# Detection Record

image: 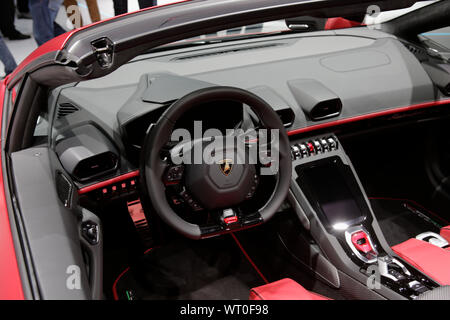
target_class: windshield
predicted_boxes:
[153,0,440,50]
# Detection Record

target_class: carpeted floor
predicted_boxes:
[369,198,444,246]
[112,236,264,300]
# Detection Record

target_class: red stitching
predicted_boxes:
[231,233,269,284]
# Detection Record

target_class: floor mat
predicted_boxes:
[230,218,348,300]
[369,198,444,246]
[112,236,264,300]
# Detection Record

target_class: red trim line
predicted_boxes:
[368,196,450,225]
[112,247,155,300]
[112,266,130,300]
[143,247,154,255]
[231,233,269,284]
[78,170,139,195]
[287,99,450,137]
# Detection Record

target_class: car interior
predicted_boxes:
[5,0,450,300]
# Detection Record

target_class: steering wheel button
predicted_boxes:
[171,196,181,205]
[191,202,203,211]
[166,165,185,182]
[180,190,190,200]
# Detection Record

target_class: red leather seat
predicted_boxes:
[249,278,330,300]
[324,17,362,30]
[441,225,450,244]
[392,238,450,285]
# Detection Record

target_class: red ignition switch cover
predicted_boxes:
[351,231,373,254]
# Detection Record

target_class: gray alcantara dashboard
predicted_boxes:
[51,28,436,179]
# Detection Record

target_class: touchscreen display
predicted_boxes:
[298,158,365,227]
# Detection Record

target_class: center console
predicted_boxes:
[288,134,439,299]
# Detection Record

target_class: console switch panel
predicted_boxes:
[291,136,338,160]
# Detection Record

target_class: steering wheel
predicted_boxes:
[141,86,292,239]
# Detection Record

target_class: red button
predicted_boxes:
[224,216,238,224]
[171,197,181,205]
[351,231,373,254]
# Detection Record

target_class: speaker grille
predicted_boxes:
[57,103,79,119]
[173,43,281,61]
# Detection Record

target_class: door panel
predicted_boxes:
[10,147,92,299]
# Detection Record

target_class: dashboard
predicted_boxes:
[47,27,450,197]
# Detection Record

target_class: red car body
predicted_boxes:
[1,0,449,300]
[0,1,190,299]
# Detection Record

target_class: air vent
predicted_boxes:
[57,103,79,119]
[55,124,120,181]
[310,100,342,121]
[73,152,119,181]
[173,43,281,61]
[402,42,427,61]
[288,79,342,122]
[404,43,422,55]
[276,108,295,127]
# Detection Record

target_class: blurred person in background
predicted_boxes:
[16,0,33,19]
[113,0,157,16]
[29,0,66,46]
[63,0,101,27]
[0,35,18,78]
[0,0,31,40]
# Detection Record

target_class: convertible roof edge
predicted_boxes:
[7,0,418,89]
